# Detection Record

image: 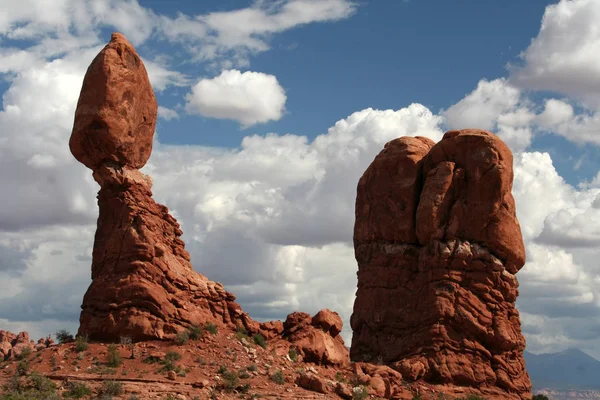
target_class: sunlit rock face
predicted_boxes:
[351,129,532,399]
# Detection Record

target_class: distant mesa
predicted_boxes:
[351,129,532,399]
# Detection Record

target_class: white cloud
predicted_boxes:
[158,0,357,67]
[185,69,287,127]
[443,78,535,152]
[536,98,600,145]
[509,0,600,108]
[158,106,179,121]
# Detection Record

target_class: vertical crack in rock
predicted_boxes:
[351,129,532,399]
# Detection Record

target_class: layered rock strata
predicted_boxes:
[71,33,256,341]
[350,129,532,399]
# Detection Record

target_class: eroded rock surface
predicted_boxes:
[0,330,52,361]
[351,129,532,399]
[71,33,257,341]
[283,309,349,367]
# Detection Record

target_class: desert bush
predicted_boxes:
[174,331,189,345]
[55,329,73,344]
[188,325,204,340]
[222,370,239,392]
[271,370,285,385]
[15,361,29,376]
[253,334,266,349]
[164,351,182,362]
[532,396,549,400]
[205,323,218,334]
[247,363,257,372]
[75,335,88,352]
[16,347,32,360]
[235,326,250,342]
[288,347,298,362]
[0,372,60,400]
[106,344,121,367]
[143,355,161,364]
[335,371,346,382]
[64,382,92,398]
[101,380,123,396]
[352,385,368,400]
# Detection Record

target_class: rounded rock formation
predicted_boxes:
[351,129,532,399]
[69,32,157,170]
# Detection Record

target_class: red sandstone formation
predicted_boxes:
[351,129,532,399]
[69,32,350,368]
[70,33,260,341]
[0,330,52,361]
[283,309,349,367]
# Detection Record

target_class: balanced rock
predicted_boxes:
[70,32,157,170]
[351,129,531,399]
[71,33,257,341]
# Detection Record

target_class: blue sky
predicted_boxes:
[0,0,600,360]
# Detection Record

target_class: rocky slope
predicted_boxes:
[351,131,531,399]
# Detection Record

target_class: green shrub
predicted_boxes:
[188,325,204,340]
[16,347,32,360]
[217,365,228,375]
[164,351,182,362]
[335,371,346,382]
[252,334,266,349]
[64,382,92,398]
[174,331,189,345]
[55,329,73,344]
[288,347,298,362]
[15,361,29,376]
[247,364,257,372]
[271,370,285,385]
[222,370,239,392]
[533,396,549,400]
[106,344,121,368]
[235,326,250,342]
[352,385,368,400]
[28,372,57,393]
[101,380,123,396]
[205,322,218,334]
[75,336,88,352]
[142,355,161,364]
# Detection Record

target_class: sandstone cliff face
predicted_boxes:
[71,33,258,341]
[351,129,532,399]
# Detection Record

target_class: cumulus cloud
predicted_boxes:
[509,0,600,108]
[185,69,287,127]
[443,78,535,152]
[158,106,179,121]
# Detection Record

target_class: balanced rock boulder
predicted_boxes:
[351,129,531,399]
[70,32,156,170]
[71,33,257,341]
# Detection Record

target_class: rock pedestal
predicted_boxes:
[350,129,532,399]
[71,33,255,341]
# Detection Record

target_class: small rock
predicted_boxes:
[335,382,353,399]
[167,370,177,380]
